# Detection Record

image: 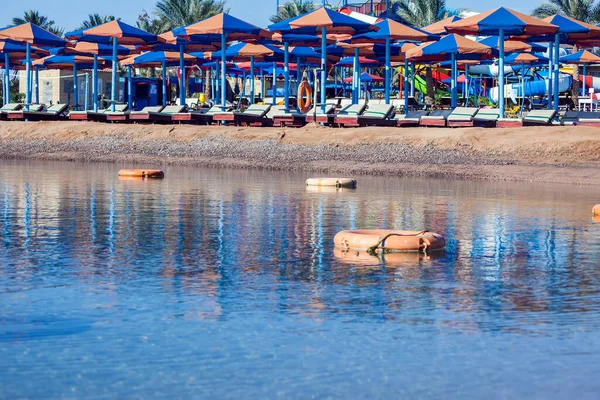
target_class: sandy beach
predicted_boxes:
[1,121,599,185]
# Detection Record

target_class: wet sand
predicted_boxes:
[0,120,599,185]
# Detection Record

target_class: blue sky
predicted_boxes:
[2,0,535,31]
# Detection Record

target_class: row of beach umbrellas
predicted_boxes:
[2,7,600,117]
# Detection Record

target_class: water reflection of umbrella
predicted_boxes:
[446,7,558,117]
[560,50,600,97]
[65,21,160,111]
[0,23,66,111]
[269,7,376,113]
[173,13,270,109]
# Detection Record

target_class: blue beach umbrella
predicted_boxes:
[0,23,66,111]
[560,50,600,97]
[0,39,49,105]
[269,7,377,113]
[65,21,160,112]
[446,7,558,117]
[173,13,271,109]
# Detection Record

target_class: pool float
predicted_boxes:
[118,169,164,179]
[306,178,356,188]
[334,230,445,253]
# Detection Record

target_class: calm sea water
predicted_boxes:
[1,160,600,399]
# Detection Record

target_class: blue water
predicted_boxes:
[1,160,600,399]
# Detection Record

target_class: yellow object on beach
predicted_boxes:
[198,93,206,105]
[306,178,356,188]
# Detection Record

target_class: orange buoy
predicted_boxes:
[593,205,600,216]
[334,230,445,253]
[306,178,356,188]
[118,169,164,179]
[297,80,313,114]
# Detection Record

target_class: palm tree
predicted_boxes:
[394,0,463,104]
[155,0,228,31]
[78,14,117,30]
[531,0,600,103]
[12,10,63,36]
[270,0,316,23]
[136,11,165,35]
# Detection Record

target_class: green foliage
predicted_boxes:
[531,0,597,22]
[393,0,464,28]
[12,10,64,36]
[137,11,166,35]
[155,0,228,31]
[78,14,118,30]
[270,0,316,23]
[11,92,25,103]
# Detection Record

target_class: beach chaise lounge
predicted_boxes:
[271,105,322,128]
[128,106,165,122]
[351,104,396,127]
[574,111,600,126]
[420,109,453,127]
[522,109,556,126]
[0,103,23,119]
[147,105,188,123]
[446,107,479,127]
[212,104,271,126]
[395,110,429,127]
[305,103,338,124]
[171,105,232,124]
[69,104,128,121]
[552,111,580,126]
[473,108,501,127]
[17,104,69,121]
[496,117,523,128]
[104,105,162,122]
[6,104,45,120]
[332,103,368,127]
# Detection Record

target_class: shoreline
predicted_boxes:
[1,121,599,185]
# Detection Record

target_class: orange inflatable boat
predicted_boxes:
[334,230,445,253]
[593,205,600,216]
[118,169,164,179]
[306,178,356,188]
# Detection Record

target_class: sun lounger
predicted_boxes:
[212,104,271,126]
[171,106,231,124]
[446,107,479,127]
[333,103,368,127]
[473,108,501,127]
[272,103,334,128]
[420,109,453,127]
[574,111,600,126]
[18,104,69,121]
[6,104,45,120]
[69,104,128,121]
[148,105,188,123]
[0,103,23,119]
[496,118,523,128]
[128,106,165,122]
[552,111,580,126]
[522,109,556,126]
[350,104,396,127]
[305,103,345,125]
[395,110,429,127]
[105,105,161,122]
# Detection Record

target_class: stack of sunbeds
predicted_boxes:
[0,103,23,120]
[395,110,429,127]
[13,104,69,121]
[332,104,367,127]
[128,106,166,123]
[337,104,396,127]
[69,104,128,122]
[211,104,272,126]
[6,104,44,120]
[497,109,556,128]
[420,109,453,127]
[446,107,479,127]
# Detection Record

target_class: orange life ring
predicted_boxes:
[118,169,164,179]
[334,230,445,253]
[297,80,313,114]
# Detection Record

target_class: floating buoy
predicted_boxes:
[118,169,164,179]
[306,178,356,188]
[334,230,445,253]
[593,205,600,216]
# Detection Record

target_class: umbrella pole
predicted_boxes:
[385,37,390,104]
[84,72,89,111]
[25,42,31,111]
[353,47,359,104]
[465,64,469,106]
[450,52,456,108]
[111,37,117,112]
[211,65,215,101]
[179,43,186,107]
[162,61,167,106]
[553,33,559,115]
[404,58,409,115]
[583,63,587,98]
[498,29,505,118]
[520,62,524,118]
[4,53,9,105]
[73,62,78,111]
[93,54,98,112]
[547,47,552,106]
[250,56,255,105]
[410,62,415,98]
[320,26,327,113]
[34,66,39,105]
[221,34,227,109]
[127,65,133,110]
[284,42,289,112]
[272,62,277,105]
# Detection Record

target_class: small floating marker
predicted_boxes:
[306,178,356,188]
[593,205,600,216]
[334,230,446,253]
[118,169,164,179]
